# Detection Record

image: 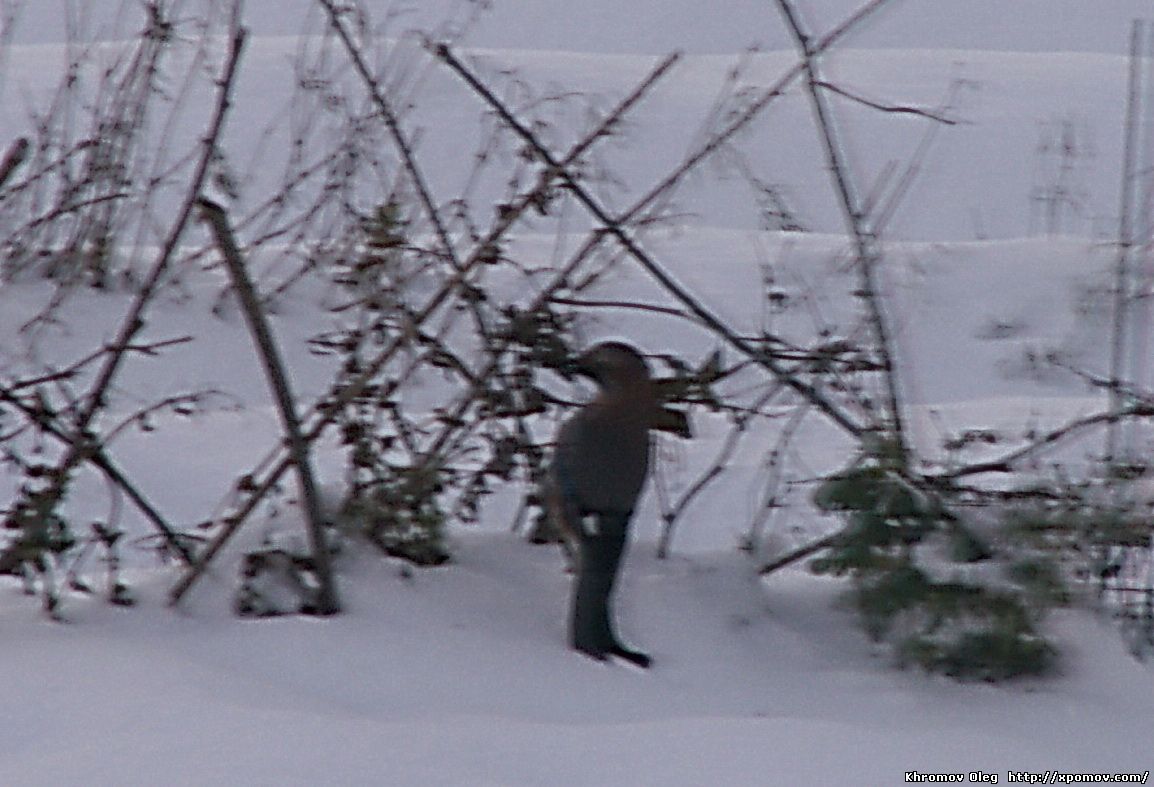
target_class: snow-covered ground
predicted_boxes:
[2,2,1154,784]
[4,534,1153,785]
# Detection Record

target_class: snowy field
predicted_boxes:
[2,1,1154,784]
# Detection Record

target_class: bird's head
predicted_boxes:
[572,341,651,393]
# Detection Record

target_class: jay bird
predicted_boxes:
[547,341,655,668]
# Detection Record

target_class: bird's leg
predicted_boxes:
[569,512,650,667]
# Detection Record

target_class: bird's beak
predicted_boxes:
[568,351,600,382]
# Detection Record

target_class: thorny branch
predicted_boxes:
[0,384,193,566]
[772,0,906,455]
[435,42,867,440]
[0,21,248,576]
[933,403,1154,482]
[169,49,682,604]
[315,0,459,270]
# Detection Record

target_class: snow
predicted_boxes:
[2,2,1154,784]
[4,536,1153,785]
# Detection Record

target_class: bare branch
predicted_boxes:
[814,81,958,125]
[772,0,906,453]
[0,137,29,190]
[198,197,339,615]
[550,296,692,321]
[169,45,683,605]
[933,403,1154,482]
[758,530,842,576]
[315,0,461,274]
[74,24,247,439]
[435,42,866,439]
[656,382,785,558]
[632,0,894,221]
[0,386,194,565]
[1,20,248,587]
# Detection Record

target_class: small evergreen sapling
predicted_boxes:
[811,449,1060,681]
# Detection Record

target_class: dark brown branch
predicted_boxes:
[772,0,905,452]
[168,47,684,607]
[933,403,1154,481]
[759,530,842,575]
[22,192,132,231]
[198,197,339,614]
[0,26,248,579]
[0,136,29,190]
[4,337,190,394]
[435,42,866,440]
[550,296,691,320]
[814,81,958,125]
[72,25,247,448]
[0,387,194,565]
[316,0,458,269]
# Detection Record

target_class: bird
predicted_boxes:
[546,341,656,668]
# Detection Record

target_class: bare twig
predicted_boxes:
[316,0,458,270]
[630,0,893,227]
[550,296,692,321]
[73,25,247,445]
[746,401,811,552]
[814,81,958,125]
[656,381,785,558]
[0,386,194,565]
[3,336,191,394]
[934,403,1154,482]
[419,2,892,472]
[873,76,971,232]
[758,529,842,575]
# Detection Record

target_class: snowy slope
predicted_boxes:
[0,4,1146,241]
